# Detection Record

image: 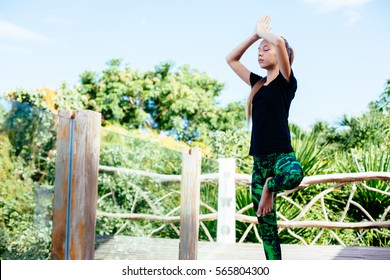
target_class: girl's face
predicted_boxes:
[258,40,277,69]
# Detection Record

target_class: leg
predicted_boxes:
[251,155,271,217]
[266,152,303,193]
[257,176,273,217]
[251,156,281,260]
[258,212,281,260]
[253,185,281,260]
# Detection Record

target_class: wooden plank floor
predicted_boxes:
[94,236,390,260]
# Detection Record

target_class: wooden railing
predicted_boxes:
[51,111,389,260]
[234,172,390,245]
[97,162,390,246]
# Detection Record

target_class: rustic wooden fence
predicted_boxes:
[51,110,207,260]
[97,165,390,246]
[52,110,390,260]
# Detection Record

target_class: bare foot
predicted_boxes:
[257,177,274,217]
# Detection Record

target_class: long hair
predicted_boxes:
[246,37,294,123]
[281,36,294,66]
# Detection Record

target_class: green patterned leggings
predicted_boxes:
[251,152,303,260]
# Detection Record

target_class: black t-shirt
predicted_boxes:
[249,70,297,155]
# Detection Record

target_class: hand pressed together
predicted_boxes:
[255,15,271,37]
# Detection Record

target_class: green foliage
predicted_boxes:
[290,123,330,176]
[335,112,389,149]
[1,99,57,185]
[334,146,390,220]
[0,136,52,260]
[97,128,182,237]
[56,82,88,110]
[198,182,219,241]
[312,83,390,152]
[208,128,252,173]
[0,135,13,178]
[4,88,52,111]
[370,79,390,114]
[79,59,245,142]
[96,128,219,240]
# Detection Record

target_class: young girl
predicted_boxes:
[226,15,303,260]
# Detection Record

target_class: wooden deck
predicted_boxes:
[94,236,390,260]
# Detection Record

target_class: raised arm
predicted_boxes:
[226,32,261,86]
[226,16,271,86]
[255,16,292,81]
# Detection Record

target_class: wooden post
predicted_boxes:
[51,110,101,260]
[217,158,236,243]
[179,148,202,260]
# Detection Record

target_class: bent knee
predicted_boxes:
[290,168,303,188]
[279,166,303,190]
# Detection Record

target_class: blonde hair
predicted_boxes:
[281,36,294,65]
[246,37,294,123]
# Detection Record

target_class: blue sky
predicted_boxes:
[0,0,389,130]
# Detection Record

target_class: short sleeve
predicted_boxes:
[250,72,262,87]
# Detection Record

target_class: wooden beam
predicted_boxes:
[235,214,390,229]
[51,111,73,260]
[234,172,390,187]
[98,166,390,187]
[52,110,101,259]
[96,211,217,222]
[179,148,201,260]
[99,165,219,183]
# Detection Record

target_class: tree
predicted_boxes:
[311,79,390,151]
[78,59,246,142]
[370,79,390,114]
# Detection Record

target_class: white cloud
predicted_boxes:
[302,0,373,25]
[0,43,32,55]
[302,0,372,12]
[0,20,49,43]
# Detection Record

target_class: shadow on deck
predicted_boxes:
[94,235,390,260]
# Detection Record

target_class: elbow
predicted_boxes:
[226,54,233,65]
[275,37,285,49]
[225,54,237,66]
